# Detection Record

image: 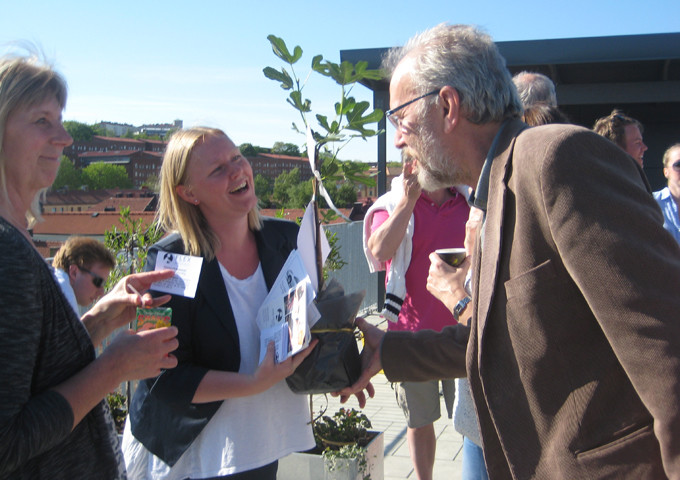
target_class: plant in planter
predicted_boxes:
[314,408,377,479]
[278,404,384,480]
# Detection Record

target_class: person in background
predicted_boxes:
[123,127,318,480]
[521,103,570,127]
[593,109,648,167]
[338,24,680,479]
[52,236,116,313]
[512,71,557,107]
[363,149,469,480]
[0,51,178,479]
[654,143,680,244]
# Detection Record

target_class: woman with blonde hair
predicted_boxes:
[123,127,317,480]
[0,52,178,479]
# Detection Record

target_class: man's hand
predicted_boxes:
[427,253,470,317]
[334,317,382,406]
[402,156,422,202]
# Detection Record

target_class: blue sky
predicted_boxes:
[2,0,677,163]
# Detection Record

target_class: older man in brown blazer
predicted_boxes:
[339,24,680,479]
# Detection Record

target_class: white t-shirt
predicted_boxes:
[123,262,314,479]
[53,267,79,315]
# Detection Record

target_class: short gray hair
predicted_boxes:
[382,24,522,124]
[512,71,557,107]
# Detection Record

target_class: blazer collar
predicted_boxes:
[473,118,528,352]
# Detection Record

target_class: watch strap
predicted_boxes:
[453,296,472,321]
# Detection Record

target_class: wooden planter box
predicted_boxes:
[278,430,384,480]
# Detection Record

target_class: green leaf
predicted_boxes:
[263,66,294,90]
[316,114,331,133]
[354,61,384,81]
[288,91,311,112]
[267,34,302,64]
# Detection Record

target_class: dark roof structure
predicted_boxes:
[341,31,680,191]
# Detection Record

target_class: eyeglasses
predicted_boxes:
[78,265,105,288]
[672,161,680,171]
[386,89,440,131]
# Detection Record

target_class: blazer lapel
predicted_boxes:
[255,226,290,290]
[475,120,526,352]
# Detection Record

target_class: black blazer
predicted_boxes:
[129,217,299,466]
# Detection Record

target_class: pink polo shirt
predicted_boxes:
[371,190,469,332]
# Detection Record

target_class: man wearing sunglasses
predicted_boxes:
[52,236,115,314]
[654,143,680,244]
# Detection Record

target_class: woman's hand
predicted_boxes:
[52,326,179,428]
[253,339,319,391]
[81,269,174,345]
[101,327,179,383]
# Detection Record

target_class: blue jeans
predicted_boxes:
[462,437,488,480]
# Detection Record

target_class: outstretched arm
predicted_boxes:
[191,339,318,403]
[81,269,174,346]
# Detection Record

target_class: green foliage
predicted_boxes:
[254,174,272,208]
[264,34,381,185]
[331,182,357,209]
[134,131,164,140]
[272,167,301,207]
[106,392,127,434]
[82,162,132,189]
[314,407,372,447]
[239,142,260,157]
[322,228,347,281]
[271,141,301,156]
[52,156,82,190]
[314,408,374,479]
[141,173,160,192]
[104,207,163,288]
[63,120,99,142]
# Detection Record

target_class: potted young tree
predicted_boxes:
[265,36,384,480]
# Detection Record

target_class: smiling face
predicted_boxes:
[2,96,72,201]
[177,134,257,226]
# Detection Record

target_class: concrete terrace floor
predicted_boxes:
[282,314,465,480]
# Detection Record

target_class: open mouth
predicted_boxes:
[230,181,249,194]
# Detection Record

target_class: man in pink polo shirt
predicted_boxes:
[363,151,469,480]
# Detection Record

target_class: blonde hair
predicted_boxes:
[0,52,67,228]
[662,143,680,168]
[157,127,262,260]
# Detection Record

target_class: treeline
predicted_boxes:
[55,121,372,206]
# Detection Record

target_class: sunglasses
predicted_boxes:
[672,161,680,171]
[78,265,105,288]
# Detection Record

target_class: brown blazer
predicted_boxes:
[381,119,680,479]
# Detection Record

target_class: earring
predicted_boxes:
[194,200,199,205]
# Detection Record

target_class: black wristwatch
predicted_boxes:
[453,296,472,321]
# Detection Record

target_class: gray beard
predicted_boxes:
[412,123,465,190]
